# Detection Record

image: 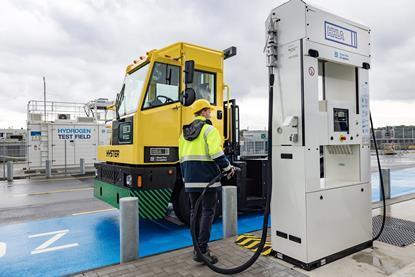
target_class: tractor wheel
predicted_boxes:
[172,184,191,225]
[172,183,220,226]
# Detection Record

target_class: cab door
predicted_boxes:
[181,69,224,138]
[137,62,182,164]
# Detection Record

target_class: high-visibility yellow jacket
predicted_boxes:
[179,116,231,192]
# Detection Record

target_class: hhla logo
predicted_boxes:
[324,21,358,48]
[327,25,345,41]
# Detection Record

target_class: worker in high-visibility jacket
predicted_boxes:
[179,99,236,265]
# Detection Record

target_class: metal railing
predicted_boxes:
[27,100,113,123]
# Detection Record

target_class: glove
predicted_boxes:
[223,165,236,180]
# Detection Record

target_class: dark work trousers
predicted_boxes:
[188,190,218,254]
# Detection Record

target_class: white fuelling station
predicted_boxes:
[266,0,371,270]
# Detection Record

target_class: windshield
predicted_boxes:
[118,63,149,116]
[143,63,180,109]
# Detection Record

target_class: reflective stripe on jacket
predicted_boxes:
[179,116,231,192]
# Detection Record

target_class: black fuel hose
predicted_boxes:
[190,68,275,275]
[370,113,386,241]
[190,170,271,275]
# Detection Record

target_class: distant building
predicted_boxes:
[240,125,415,155]
[26,99,113,170]
[0,128,26,141]
[372,125,415,150]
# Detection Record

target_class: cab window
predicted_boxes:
[143,63,180,109]
[188,70,216,104]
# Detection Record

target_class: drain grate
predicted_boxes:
[372,215,415,247]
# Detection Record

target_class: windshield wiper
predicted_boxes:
[115,84,125,121]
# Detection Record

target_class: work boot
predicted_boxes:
[193,250,218,264]
[193,250,203,263]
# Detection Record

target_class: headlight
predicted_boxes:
[125,174,132,187]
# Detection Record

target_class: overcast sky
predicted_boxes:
[0,0,414,129]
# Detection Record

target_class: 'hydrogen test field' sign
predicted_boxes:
[57,128,92,140]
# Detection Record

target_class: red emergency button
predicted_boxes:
[340,135,347,141]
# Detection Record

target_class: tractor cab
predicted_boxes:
[98,42,229,166]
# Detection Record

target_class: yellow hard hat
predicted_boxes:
[192,99,212,114]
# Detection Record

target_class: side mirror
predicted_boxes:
[181,88,196,106]
[184,60,195,84]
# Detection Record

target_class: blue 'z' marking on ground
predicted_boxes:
[0,211,267,277]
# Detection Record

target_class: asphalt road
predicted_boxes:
[0,176,112,225]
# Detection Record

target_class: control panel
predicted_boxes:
[333,108,349,133]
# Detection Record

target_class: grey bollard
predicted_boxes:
[381,168,391,200]
[222,186,238,239]
[80,158,85,175]
[120,197,139,263]
[6,161,13,182]
[45,160,52,178]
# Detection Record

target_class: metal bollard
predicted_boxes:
[45,160,52,178]
[80,158,85,175]
[6,161,13,182]
[222,186,238,239]
[120,197,139,263]
[381,168,391,200]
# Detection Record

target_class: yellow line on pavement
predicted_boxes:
[14,187,93,197]
[72,208,116,216]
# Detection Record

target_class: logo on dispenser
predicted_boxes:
[325,21,357,48]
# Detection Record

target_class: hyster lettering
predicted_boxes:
[106,150,120,158]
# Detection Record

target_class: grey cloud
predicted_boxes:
[0,0,414,128]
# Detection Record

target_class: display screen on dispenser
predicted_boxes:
[333,108,349,132]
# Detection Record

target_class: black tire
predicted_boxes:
[172,183,191,225]
[172,183,220,226]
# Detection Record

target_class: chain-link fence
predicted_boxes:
[0,140,27,179]
[0,141,26,159]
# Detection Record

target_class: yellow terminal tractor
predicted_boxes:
[94,42,267,224]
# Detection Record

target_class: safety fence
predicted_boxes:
[0,141,26,161]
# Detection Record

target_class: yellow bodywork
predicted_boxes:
[98,42,227,165]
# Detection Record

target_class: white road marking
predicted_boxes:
[72,208,116,216]
[31,243,79,255]
[28,229,68,239]
[29,229,79,255]
[30,176,93,183]
[0,242,6,258]
[14,187,93,197]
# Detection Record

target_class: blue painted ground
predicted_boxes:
[372,168,415,201]
[0,211,266,277]
[1,168,414,276]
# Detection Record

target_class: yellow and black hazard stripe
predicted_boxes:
[235,234,273,256]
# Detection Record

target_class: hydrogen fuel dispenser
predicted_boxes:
[266,0,372,270]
